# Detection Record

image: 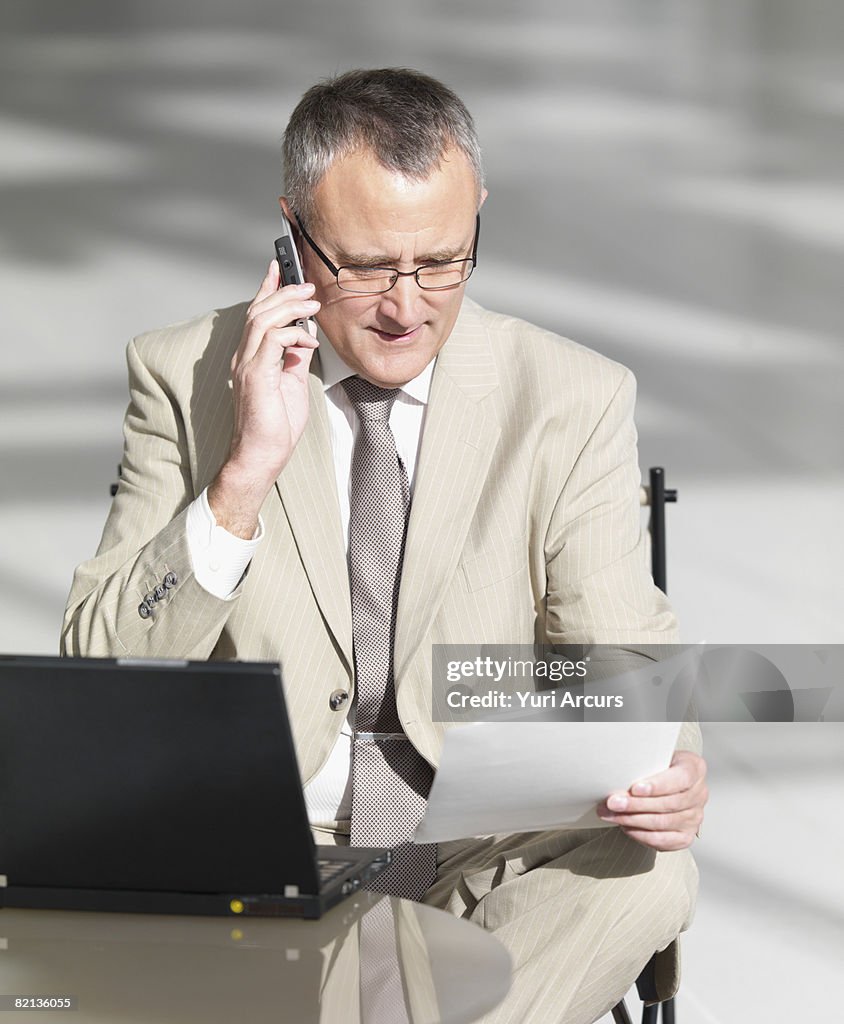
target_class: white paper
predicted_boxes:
[413,721,682,842]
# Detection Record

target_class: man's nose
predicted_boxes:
[379,272,424,326]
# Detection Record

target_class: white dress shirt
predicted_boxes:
[186,329,434,825]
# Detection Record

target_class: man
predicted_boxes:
[63,68,707,1022]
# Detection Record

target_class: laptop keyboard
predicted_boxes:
[318,857,356,884]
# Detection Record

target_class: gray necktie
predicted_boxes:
[343,376,437,901]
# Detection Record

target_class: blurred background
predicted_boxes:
[1,1,841,1021]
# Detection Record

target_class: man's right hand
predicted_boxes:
[208,260,321,538]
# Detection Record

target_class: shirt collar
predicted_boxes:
[317,325,436,405]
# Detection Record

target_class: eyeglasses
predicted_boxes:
[294,213,480,294]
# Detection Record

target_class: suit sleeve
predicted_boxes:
[543,367,702,754]
[543,368,674,643]
[60,336,243,659]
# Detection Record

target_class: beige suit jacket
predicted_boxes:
[62,296,684,785]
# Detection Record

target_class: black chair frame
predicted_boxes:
[611,467,678,1024]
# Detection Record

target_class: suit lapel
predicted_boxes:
[394,300,501,679]
[274,351,353,670]
[273,301,500,682]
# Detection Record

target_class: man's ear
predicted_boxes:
[478,187,489,211]
[279,196,294,221]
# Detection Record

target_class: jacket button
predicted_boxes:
[144,592,157,606]
[138,602,151,619]
[163,572,178,588]
[154,584,166,601]
[329,690,349,711]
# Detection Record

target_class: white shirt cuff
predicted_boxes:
[185,488,263,600]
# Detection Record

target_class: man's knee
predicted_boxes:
[427,826,698,942]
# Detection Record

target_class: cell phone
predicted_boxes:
[274,212,308,329]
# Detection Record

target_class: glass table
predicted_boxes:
[0,892,511,1023]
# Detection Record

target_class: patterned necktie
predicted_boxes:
[343,376,437,900]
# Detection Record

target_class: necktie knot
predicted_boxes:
[342,376,401,423]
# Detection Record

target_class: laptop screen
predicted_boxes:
[0,656,320,897]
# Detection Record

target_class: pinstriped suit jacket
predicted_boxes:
[62,296,686,785]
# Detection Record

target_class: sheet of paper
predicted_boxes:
[413,721,682,842]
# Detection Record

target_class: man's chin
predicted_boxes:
[348,330,438,386]
[356,355,430,389]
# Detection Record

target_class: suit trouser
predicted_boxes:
[315,823,698,1024]
[424,826,698,1024]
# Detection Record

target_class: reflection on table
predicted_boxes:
[0,892,511,1023]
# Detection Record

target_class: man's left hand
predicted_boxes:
[597,750,708,851]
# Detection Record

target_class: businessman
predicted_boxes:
[63,68,707,1022]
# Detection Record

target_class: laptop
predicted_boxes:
[0,655,390,918]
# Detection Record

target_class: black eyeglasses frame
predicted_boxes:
[293,212,480,294]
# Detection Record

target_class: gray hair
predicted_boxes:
[283,68,484,224]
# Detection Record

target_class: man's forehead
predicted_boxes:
[307,151,477,260]
[326,228,474,267]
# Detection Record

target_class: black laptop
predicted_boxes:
[0,655,389,918]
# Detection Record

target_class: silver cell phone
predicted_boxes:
[274,212,308,329]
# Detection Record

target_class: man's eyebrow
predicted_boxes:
[332,245,468,267]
